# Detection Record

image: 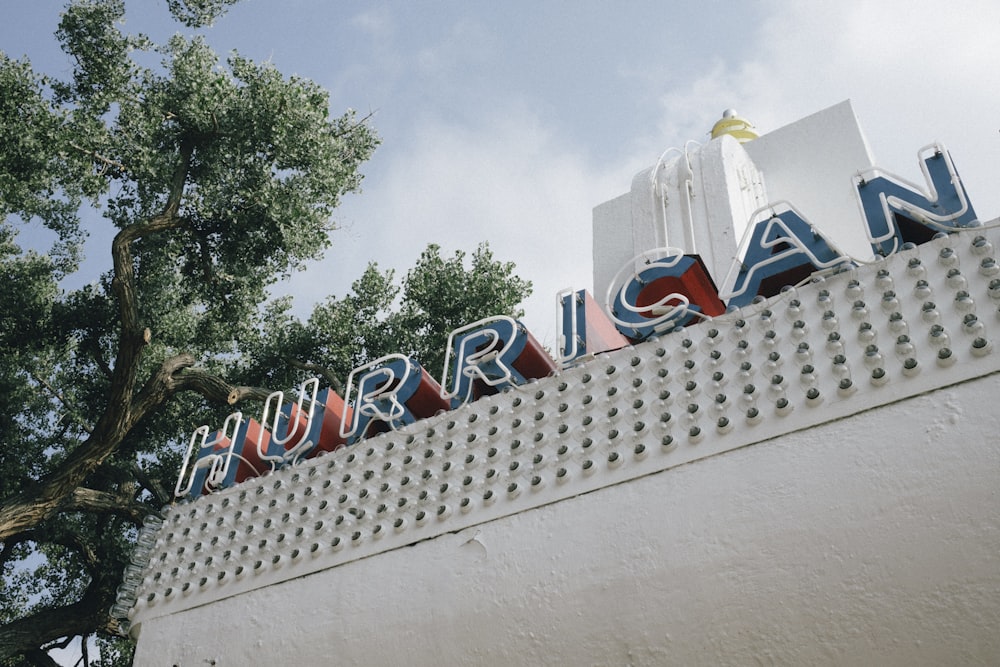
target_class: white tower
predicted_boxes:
[593,100,877,307]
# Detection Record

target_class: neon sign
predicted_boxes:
[176,319,554,499]
[341,355,451,441]
[443,316,557,403]
[721,202,849,309]
[175,143,979,499]
[856,143,977,256]
[605,144,978,339]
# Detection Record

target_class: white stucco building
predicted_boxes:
[121,101,1000,665]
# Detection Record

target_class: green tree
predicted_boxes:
[0,0,385,662]
[239,243,533,395]
[0,2,533,663]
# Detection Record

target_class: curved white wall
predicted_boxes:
[134,372,1000,666]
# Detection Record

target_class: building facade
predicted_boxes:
[122,102,1000,665]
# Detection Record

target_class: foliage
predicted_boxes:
[0,2,532,663]
[0,0,397,662]
[238,243,532,393]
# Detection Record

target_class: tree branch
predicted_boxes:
[0,533,31,574]
[8,527,101,577]
[284,357,343,394]
[227,385,273,405]
[62,488,149,526]
[164,137,193,218]
[0,142,195,543]
[107,137,193,417]
[40,637,73,652]
[0,565,121,661]
[86,336,113,381]
[24,648,61,667]
[69,141,126,175]
[130,463,170,508]
[130,354,270,417]
[128,352,197,422]
[61,532,98,573]
[332,109,377,139]
[28,371,94,435]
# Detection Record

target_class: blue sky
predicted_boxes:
[4,0,1000,347]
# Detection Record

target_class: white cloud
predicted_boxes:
[413,18,494,79]
[648,0,1000,217]
[286,0,1000,367]
[350,7,393,37]
[286,101,628,350]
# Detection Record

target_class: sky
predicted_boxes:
[4,0,1000,352]
[3,2,1000,662]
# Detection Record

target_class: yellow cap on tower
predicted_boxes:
[710,109,758,143]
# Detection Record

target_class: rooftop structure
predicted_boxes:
[121,101,1000,665]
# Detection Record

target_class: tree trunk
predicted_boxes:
[0,573,119,661]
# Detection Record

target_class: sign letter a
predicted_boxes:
[723,207,852,309]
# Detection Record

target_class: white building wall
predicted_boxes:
[127,102,1000,666]
[592,100,877,303]
[592,136,765,306]
[133,371,1000,666]
[742,100,877,261]
[129,223,1000,665]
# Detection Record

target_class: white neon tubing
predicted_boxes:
[719,201,851,304]
[256,377,319,468]
[174,425,211,498]
[358,368,406,421]
[648,141,702,251]
[682,139,701,255]
[441,315,518,401]
[174,412,243,497]
[206,412,244,489]
[854,142,973,252]
[460,344,515,389]
[603,247,695,334]
[650,147,682,249]
[341,354,412,439]
[555,287,581,366]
